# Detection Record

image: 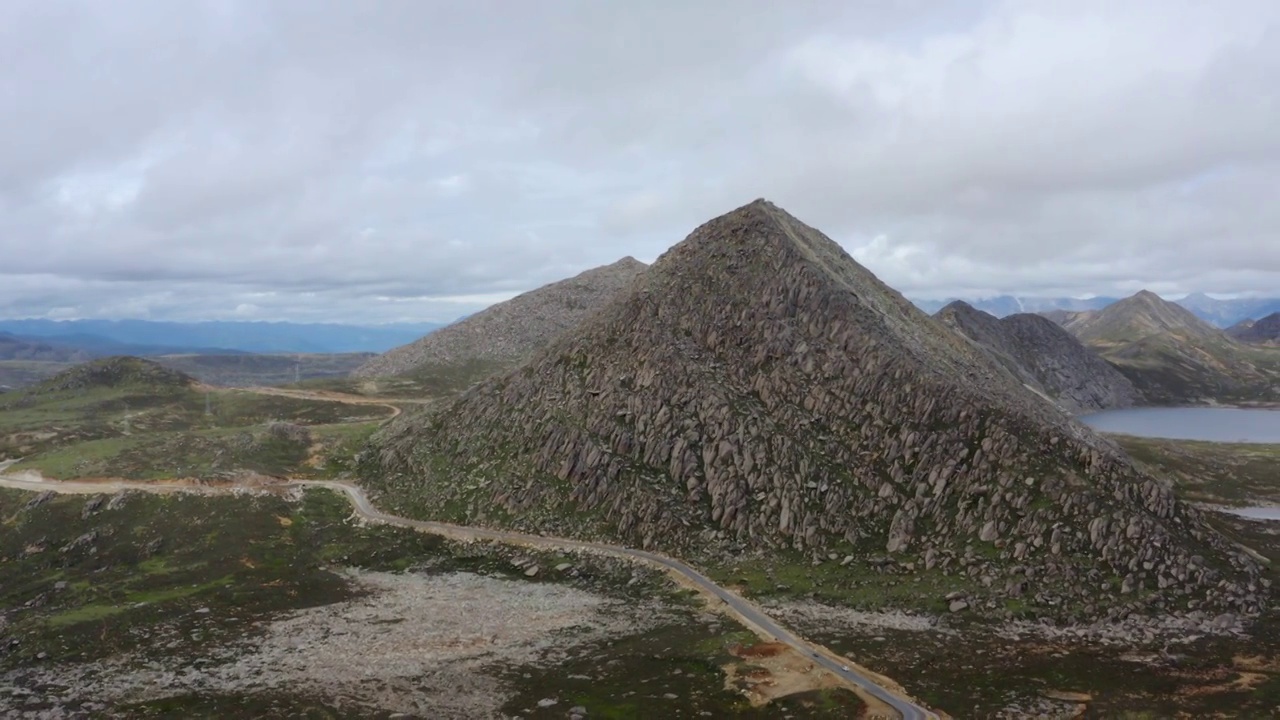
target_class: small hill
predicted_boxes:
[934,302,1139,414]
[1228,312,1280,346]
[1060,291,1279,404]
[366,200,1263,620]
[353,257,648,380]
[36,356,196,394]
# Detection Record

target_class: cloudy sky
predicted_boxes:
[2,0,1278,323]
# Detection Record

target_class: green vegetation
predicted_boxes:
[0,359,393,480]
[1116,435,1280,507]
[0,486,870,717]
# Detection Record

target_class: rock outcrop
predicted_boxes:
[1054,291,1279,404]
[934,301,1140,414]
[353,258,647,379]
[367,200,1265,620]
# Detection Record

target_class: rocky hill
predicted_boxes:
[366,200,1264,621]
[1058,291,1279,404]
[1228,312,1280,346]
[35,356,196,394]
[353,258,648,381]
[934,302,1139,414]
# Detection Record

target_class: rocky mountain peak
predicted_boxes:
[366,200,1264,621]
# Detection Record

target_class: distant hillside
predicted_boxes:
[353,257,647,380]
[915,293,1280,328]
[1228,313,1280,346]
[0,332,91,362]
[368,199,1264,622]
[1176,293,1280,328]
[35,356,196,394]
[155,353,374,387]
[1061,291,1279,404]
[0,319,445,354]
[934,302,1139,414]
[913,295,1119,317]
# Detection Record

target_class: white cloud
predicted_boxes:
[1,0,1278,323]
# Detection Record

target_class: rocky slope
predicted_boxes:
[1228,312,1280,346]
[353,258,647,380]
[934,302,1139,414]
[1057,291,1279,404]
[366,200,1265,620]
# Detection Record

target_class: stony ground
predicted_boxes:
[4,570,653,719]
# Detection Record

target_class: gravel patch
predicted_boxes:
[3,569,655,718]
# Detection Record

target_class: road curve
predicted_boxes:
[0,472,938,720]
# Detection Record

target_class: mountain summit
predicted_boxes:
[353,257,647,379]
[367,200,1262,618]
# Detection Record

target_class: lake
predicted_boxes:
[1078,407,1280,443]
[1223,506,1280,521]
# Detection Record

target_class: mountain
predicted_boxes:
[1175,293,1280,328]
[353,257,648,379]
[1062,291,1279,404]
[34,356,195,394]
[915,293,1280,328]
[366,199,1263,620]
[1227,312,1280,346]
[933,302,1139,414]
[0,319,445,354]
[0,332,92,362]
[912,295,1118,317]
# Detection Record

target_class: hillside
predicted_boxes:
[934,302,1139,414]
[35,356,196,394]
[353,257,647,380]
[1061,291,1280,404]
[366,199,1264,620]
[1228,312,1280,346]
[0,332,91,362]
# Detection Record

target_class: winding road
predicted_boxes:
[0,468,939,719]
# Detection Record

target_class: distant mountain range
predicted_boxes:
[1045,291,1280,404]
[912,293,1280,328]
[0,319,446,355]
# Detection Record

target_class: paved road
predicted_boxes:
[0,472,938,720]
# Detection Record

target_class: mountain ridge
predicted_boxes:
[933,301,1139,414]
[353,257,648,379]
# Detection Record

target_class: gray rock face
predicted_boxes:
[934,301,1140,414]
[368,199,1264,619]
[353,258,648,378]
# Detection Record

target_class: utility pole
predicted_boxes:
[295,355,301,384]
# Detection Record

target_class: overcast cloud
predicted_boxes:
[2,0,1278,323]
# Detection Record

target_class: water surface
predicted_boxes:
[1079,407,1280,443]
